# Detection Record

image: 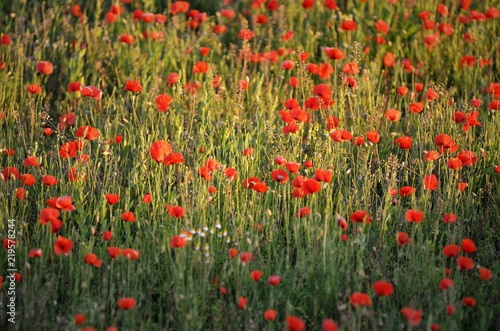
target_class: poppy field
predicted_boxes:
[1,0,500,330]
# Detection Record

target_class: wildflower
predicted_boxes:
[373,281,394,296]
[117,298,136,310]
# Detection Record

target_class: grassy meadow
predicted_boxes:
[0,0,499,330]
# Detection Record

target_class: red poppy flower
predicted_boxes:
[296,207,311,218]
[54,236,74,255]
[84,253,103,267]
[384,109,401,122]
[121,211,136,222]
[238,29,254,40]
[457,256,474,270]
[271,169,289,183]
[461,238,477,253]
[443,244,460,257]
[36,61,54,75]
[489,100,500,111]
[268,275,281,286]
[124,80,142,93]
[75,314,86,325]
[28,248,42,258]
[395,136,412,149]
[373,281,394,296]
[107,247,121,259]
[80,86,102,100]
[397,86,409,96]
[23,156,41,167]
[168,206,185,218]
[238,296,248,309]
[330,130,353,142]
[27,83,42,94]
[383,52,396,68]
[119,34,135,44]
[122,248,140,260]
[350,292,372,308]
[0,33,11,45]
[462,297,476,307]
[2,166,20,180]
[170,235,187,248]
[314,169,332,183]
[56,196,76,211]
[479,268,492,280]
[117,297,136,310]
[424,150,440,162]
[286,316,306,331]
[322,319,338,331]
[264,309,277,321]
[350,210,371,223]
[397,232,410,246]
[424,174,439,190]
[405,209,424,223]
[366,131,380,143]
[409,102,424,113]
[20,173,36,186]
[250,270,263,281]
[105,194,120,205]
[102,231,112,241]
[341,20,357,31]
[443,213,457,224]
[150,140,172,163]
[303,179,321,195]
[240,251,254,263]
[439,278,454,290]
[229,248,238,259]
[323,47,345,60]
[401,307,423,326]
[457,150,478,166]
[156,94,173,112]
[447,304,455,316]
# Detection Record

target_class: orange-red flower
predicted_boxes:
[461,238,477,253]
[250,270,263,281]
[442,244,460,257]
[385,109,401,122]
[350,210,372,223]
[462,297,476,307]
[27,83,42,94]
[264,309,277,321]
[168,206,185,218]
[124,80,142,93]
[238,296,248,309]
[423,174,439,190]
[121,211,136,222]
[84,253,103,267]
[36,61,54,75]
[372,281,394,296]
[286,316,306,331]
[170,235,187,248]
[479,268,492,280]
[350,292,372,307]
[438,276,454,290]
[117,297,136,310]
[399,186,415,197]
[401,307,423,326]
[54,236,74,255]
[105,194,120,205]
[150,140,172,163]
[268,275,281,286]
[443,213,457,224]
[271,169,289,183]
[457,256,474,270]
[395,136,412,149]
